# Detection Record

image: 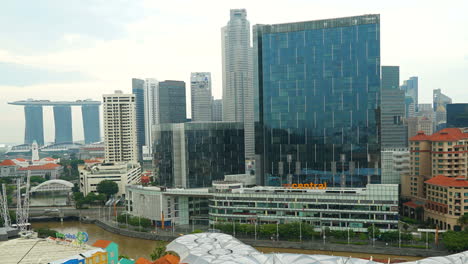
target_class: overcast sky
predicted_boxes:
[1,0,467,144]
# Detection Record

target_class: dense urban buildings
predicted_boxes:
[407,116,433,139]
[211,99,223,121]
[401,128,468,230]
[381,66,407,148]
[191,72,212,121]
[433,88,452,111]
[158,80,187,124]
[447,103,468,128]
[103,91,138,163]
[8,100,101,145]
[401,76,418,113]
[222,9,255,159]
[253,15,381,187]
[153,122,245,188]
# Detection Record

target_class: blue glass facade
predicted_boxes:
[81,105,101,144]
[254,15,381,187]
[24,105,44,145]
[132,78,145,160]
[53,105,73,143]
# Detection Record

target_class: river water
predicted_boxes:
[31,221,422,262]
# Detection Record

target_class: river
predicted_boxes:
[31,221,423,262]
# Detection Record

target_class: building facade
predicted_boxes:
[191,73,212,122]
[103,91,138,163]
[79,162,141,196]
[433,89,452,111]
[253,15,381,187]
[447,103,468,128]
[381,66,407,148]
[53,106,73,143]
[153,122,245,188]
[210,184,399,232]
[407,116,433,139]
[158,80,187,124]
[211,99,223,121]
[381,148,409,184]
[132,78,145,161]
[81,104,101,144]
[222,9,255,159]
[401,77,418,113]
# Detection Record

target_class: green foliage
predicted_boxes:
[96,180,119,198]
[117,213,152,228]
[150,242,167,261]
[30,176,46,184]
[392,244,427,249]
[0,211,16,227]
[59,158,84,179]
[191,229,203,234]
[118,255,130,260]
[442,231,468,252]
[358,233,368,240]
[36,228,58,238]
[380,231,412,242]
[367,225,381,237]
[72,183,80,193]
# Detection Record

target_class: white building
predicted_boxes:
[381,148,410,184]
[79,162,141,196]
[103,90,138,163]
[142,79,159,161]
[191,73,212,122]
[222,9,254,159]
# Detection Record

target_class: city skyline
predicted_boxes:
[1,0,468,144]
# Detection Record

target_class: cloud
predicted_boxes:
[0,62,91,86]
[0,0,143,54]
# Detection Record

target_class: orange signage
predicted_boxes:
[282,182,327,189]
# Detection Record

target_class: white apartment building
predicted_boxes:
[79,162,141,196]
[143,78,159,161]
[381,148,410,184]
[103,90,138,163]
[190,72,212,121]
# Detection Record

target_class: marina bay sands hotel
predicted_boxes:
[8,99,101,145]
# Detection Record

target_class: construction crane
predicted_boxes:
[16,171,31,234]
[0,183,11,228]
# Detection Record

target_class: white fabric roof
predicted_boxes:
[167,233,468,264]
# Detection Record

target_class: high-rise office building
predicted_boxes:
[381,66,407,148]
[401,77,418,112]
[212,99,223,121]
[132,78,145,160]
[158,80,187,124]
[222,9,254,159]
[154,122,245,188]
[103,90,138,163]
[143,79,159,160]
[447,103,468,128]
[433,89,452,110]
[191,73,212,122]
[253,15,381,187]
[381,148,409,184]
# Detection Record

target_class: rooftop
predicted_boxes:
[410,128,468,142]
[92,239,113,248]
[0,159,16,166]
[8,99,101,106]
[18,163,61,171]
[425,175,468,187]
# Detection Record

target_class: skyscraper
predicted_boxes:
[447,103,468,128]
[191,72,212,121]
[81,104,101,144]
[103,90,138,163]
[132,78,145,160]
[222,9,254,159]
[253,15,381,187]
[158,80,186,124]
[24,105,44,145]
[401,77,418,113]
[212,99,223,121]
[381,66,407,148]
[143,79,159,160]
[53,105,73,143]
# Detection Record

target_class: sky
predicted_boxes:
[1,0,467,145]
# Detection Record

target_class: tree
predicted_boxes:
[96,180,118,199]
[150,242,167,261]
[457,214,468,231]
[30,176,46,184]
[443,231,468,252]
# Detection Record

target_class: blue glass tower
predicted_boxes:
[253,15,381,187]
[53,105,73,143]
[132,78,145,160]
[24,105,44,145]
[81,105,101,144]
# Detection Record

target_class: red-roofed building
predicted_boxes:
[424,175,468,231]
[92,240,118,264]
[153,254,180,264]
[135,257,153,264]
[0,159,19,177]
[18,163,63,179]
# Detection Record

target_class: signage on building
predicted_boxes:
[282,182,328,189]
[55,231,89,244]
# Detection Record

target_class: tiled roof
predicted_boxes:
[425,175,468,187]
[0,160,17,166]
[154,254,179,264]
[92,240,113,248]
[135,257,153,264]
[403,201,424,209]
[42,157,57,161]
[18,163,61,171]
[15,158,28,162]
[410,128,468,142]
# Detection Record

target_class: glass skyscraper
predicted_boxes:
[132,78,145,160]
[159,80,187,124]
[253,15,381,187]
